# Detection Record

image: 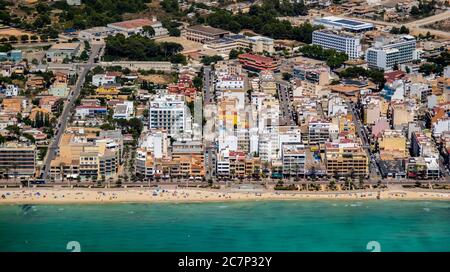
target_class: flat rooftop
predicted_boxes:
[49,42,80,50]
[314,16,374,31]
[186,25,230,35]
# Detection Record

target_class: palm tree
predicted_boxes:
[59,162,66,183]
[329,180,336,191]
[12,163,17,185]
[359,178,364,190]
[0,167,5,180]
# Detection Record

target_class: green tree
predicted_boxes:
[160,0,179,13]
[8,36,18,43]
[142,25,155,37]
[201,55,224,65]
[168,27,181,37]
[0,43,12,52]
[80,50,89,61]
[229,49,240,60]
[282,72,293,81]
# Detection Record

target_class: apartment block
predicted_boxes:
[324,140,369,177]
[293,64,330,85]
[281,143,306,177]
[308,119,333,144]
[149,95,191,137]
[49,128,122,180]
[410,132,439,158]
[366,35,416,70]
[378,130,408,160]
[312,30,362,59]
[238,53,278,72]
[183,25,230,43]
[0,143,36,178]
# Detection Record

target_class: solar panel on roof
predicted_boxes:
[335,19,364,26]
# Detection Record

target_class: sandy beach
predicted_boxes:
[1,187,450,204]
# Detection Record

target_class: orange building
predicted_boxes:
[2,98,23,114]
[238,53,278,72]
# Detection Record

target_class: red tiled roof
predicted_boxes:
[238,53,274,63]
[384,70,406,82]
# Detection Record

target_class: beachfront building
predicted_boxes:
[169,140,205,178]
[215,149,261,179]
[183,25,230,43]
[0,143,36,178]
[149,95,191,137]
[366,35,417,70]
[312,30,362,59]
[135,130,170,178]
[406,156,440,180]
[49,128,123,181]
[324,139,369,178]
[281,143,306,177]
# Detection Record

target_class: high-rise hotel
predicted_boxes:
[366,35,417,70]
[312,30,362,59]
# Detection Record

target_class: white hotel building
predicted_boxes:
[312,30,362,59]
[149,95,191,137]
[366,35,417,70]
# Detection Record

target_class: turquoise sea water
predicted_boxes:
[1,200,450,252]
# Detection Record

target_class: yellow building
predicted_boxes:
[391,102,415,128]
[324,140,369,177]
[333,114,356,134]
[49,128,121,181]
[218,98,239,127]
[378,130,408,160]
[29,108,51,122]
[95,86,120,99]
[2,98,24,114]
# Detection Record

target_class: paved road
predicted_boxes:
[42,43,104,179]
[2,178,447,188]
[203,65,214,105]
[346,101,382,179]
[276,80,296,126]
[407,10,450,28]
[340,10,450,38]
